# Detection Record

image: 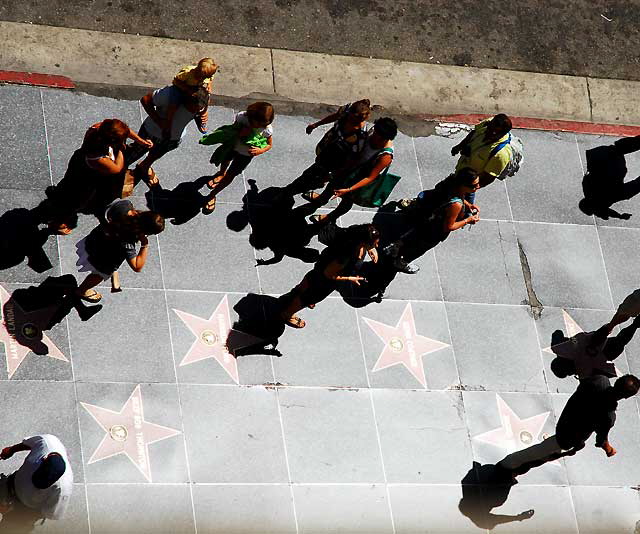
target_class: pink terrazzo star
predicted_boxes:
[81,384,181,482]
[362,303,450,388]
[0,284,67,379]
[543,309,618,378]
[474,394,550,455]
[173,295,263,384]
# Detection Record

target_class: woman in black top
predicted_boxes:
[280,224,380,328]
[75,199,164,303]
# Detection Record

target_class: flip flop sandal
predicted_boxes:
[206,173,225,190]
[308,214,327,225]
[78,289,102,303]
[301,191,320,202]
[49,222,73,235]
[284,315,306,329]
[202,196,217,215]
[307,303,316,309]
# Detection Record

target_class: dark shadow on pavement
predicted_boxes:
[339,203,445,308]
[0,207,54,274]
[0,497,47,533]
[3,275,102,356]
[231,293,286,357]
[459,461,534,530]
[228,180,320,266]
[145,176,210,226]
[580,136,640,220]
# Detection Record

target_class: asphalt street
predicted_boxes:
[2,0,640,81]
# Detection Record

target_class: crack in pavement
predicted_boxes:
[518,239,544,320]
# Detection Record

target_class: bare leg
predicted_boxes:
[75,273,105,302]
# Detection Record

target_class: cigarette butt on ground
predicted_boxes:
[111,271,122,293]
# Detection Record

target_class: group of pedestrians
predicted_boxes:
[2,56,640,522]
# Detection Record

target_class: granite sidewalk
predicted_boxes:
[0,83,640,533]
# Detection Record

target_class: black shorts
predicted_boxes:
[125,124,181,165]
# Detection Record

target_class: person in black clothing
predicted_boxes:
[279,223,380,329]
[497,374,640,475]
[74,199,165,303]
[281,99,372,199]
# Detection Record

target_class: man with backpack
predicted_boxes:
[450,114,523,209]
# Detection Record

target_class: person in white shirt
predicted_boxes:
[0,434,73,520]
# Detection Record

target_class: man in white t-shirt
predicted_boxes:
[125,85,209,187]
[0,434,73,520]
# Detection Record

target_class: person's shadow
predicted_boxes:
[549,317,640,379]
[3,276,102,356]
[227,180,320,266]
[145,176,211,225]
[459,462,534,530]
[579,136,640,220]
[339,202,446,307]
[0,498,47,532]
[0,207,54,274]
[231,293,287,357]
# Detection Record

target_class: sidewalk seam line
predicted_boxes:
[270,48,277,94]
[586,77,594,123]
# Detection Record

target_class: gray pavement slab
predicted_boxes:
[192,484,297,533]
[293,484,393,534]
[1,85,640,532]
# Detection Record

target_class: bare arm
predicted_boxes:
[141,93,167,132]
[333,154,393,198]
[307,110,342,134]
[126,236,149,273]
[88,149,126,175]
[451,130,475,155]
[249,135,273,156]
[442,202,478,232]
[1,442,30,459]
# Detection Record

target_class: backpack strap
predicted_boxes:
[489,133,512,158]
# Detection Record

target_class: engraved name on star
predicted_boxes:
[81,384,181,482]
[0,284,67,379]
[173,295,263,384]
[473,394,551,456]
[362,303,450,388]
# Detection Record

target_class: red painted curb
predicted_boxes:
[420,113,640,137]
[0,70,74,89]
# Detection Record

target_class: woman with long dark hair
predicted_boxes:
[42,119,152,235]
[280,223,380,328]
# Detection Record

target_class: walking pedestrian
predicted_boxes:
[282,99,372,198]
[497,374,640,475]
[387,168,481,273]
[450,114,522,210]
[304,117,398,225]
[74,198,165,303]
[279,223,380,328]
[42,119,152,235]
[125,86,209,187]
[202,101,274,214]
[0,434,73,520]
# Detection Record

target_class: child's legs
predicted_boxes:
[208,153,252,197]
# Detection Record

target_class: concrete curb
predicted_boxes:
[1,21,639,135]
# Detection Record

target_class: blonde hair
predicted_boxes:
[196,57,218,78]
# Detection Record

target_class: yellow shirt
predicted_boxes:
[455,119,512,177]
[173,65,213,90]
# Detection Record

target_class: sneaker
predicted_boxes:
[394,257,420,274]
